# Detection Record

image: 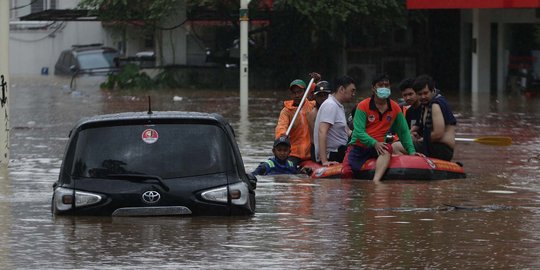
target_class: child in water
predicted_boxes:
[252,136,311,175]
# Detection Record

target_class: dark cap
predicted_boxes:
[314,81,332,95]
[273,136,291,148]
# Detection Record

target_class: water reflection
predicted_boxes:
[3,77,540,268]
[237,100,250,150]
[0,165,12,269]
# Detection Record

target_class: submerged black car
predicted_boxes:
[52,111,256,216]
[54,44,120,76]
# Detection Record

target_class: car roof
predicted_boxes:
[72,111,228,130]
[63,45,118,55]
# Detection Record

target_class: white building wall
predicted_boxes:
[10,0,189,75]
[9,0,110,76]
[460,8,540,92]
[159,2,187,66]
[471,9,491,94]
[9,21,107,76]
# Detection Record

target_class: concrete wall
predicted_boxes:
[9,0,110,76]
[9,21,108,76]
[158,2,187,66]
[9,0,189,76]
[460,8,540,93]
[461,9,540,24]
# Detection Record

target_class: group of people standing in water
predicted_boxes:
[252,72,457,182]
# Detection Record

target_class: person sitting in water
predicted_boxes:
[252,136,311,176]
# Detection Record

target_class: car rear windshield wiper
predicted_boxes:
[102,174,170,192]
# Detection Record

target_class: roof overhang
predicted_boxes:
[20,9,271,24]
[19,9,97,21]
[407,0,540,9]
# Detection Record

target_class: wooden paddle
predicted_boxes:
[455,136,512,146]
[285,77,316,136]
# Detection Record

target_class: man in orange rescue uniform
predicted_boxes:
[275,76,318,166]
[348,73,418,182]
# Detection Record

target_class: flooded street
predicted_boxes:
[1,76,540,269]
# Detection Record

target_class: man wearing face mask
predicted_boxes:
[348,73,417,182]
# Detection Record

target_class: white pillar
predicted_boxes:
[0,0,10,165]
[0,2,9,260]
[471,9,491,94]
[496,23,506,96]
[238,0,250,149]
[459,11,470,92]
[239,0,250,109]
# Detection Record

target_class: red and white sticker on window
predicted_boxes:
[141,128,159,144]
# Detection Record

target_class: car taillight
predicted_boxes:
[53,187,103,212]
[201,182,249,205]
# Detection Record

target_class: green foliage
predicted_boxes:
[153,67,183,89]
[101,65,196,90]
[101,64,154,90]
[84,0,422,88]
[79,0,182,21]
[78,0,183,33]
[248,0,412,84]
[271,0,408,36]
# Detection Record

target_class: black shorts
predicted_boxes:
[313,144,348,163]
[328,145,348,163]
[413,141,454,161]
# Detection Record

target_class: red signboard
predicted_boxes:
[407,0,540,9]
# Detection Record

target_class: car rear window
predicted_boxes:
[70,123,234,179]
[77,51,118,70]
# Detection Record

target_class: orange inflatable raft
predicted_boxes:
[300,155,466,180]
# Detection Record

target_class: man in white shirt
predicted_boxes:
[313,76,356,166]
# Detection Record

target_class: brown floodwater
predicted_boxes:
[1,76,539,269]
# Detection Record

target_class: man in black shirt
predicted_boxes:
[399,78,421,128]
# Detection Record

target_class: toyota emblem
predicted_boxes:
[142,190,161,204]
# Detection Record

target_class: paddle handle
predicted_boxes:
[285,77,315,136]
[456,136,512,146]
[455,138,474,142]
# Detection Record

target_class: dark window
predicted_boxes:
[71,123,233,179]
[144,33,154,49]
[66,53,76,68]
[56,52,67,66]
[31,0,45,13]
[77,51,119,70]
[30,0,56,13]
[62,53,74,69]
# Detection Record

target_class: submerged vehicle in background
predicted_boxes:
[51,111,256,216]
[54,44,120,76]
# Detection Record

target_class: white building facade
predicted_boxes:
[9,0,191,76]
